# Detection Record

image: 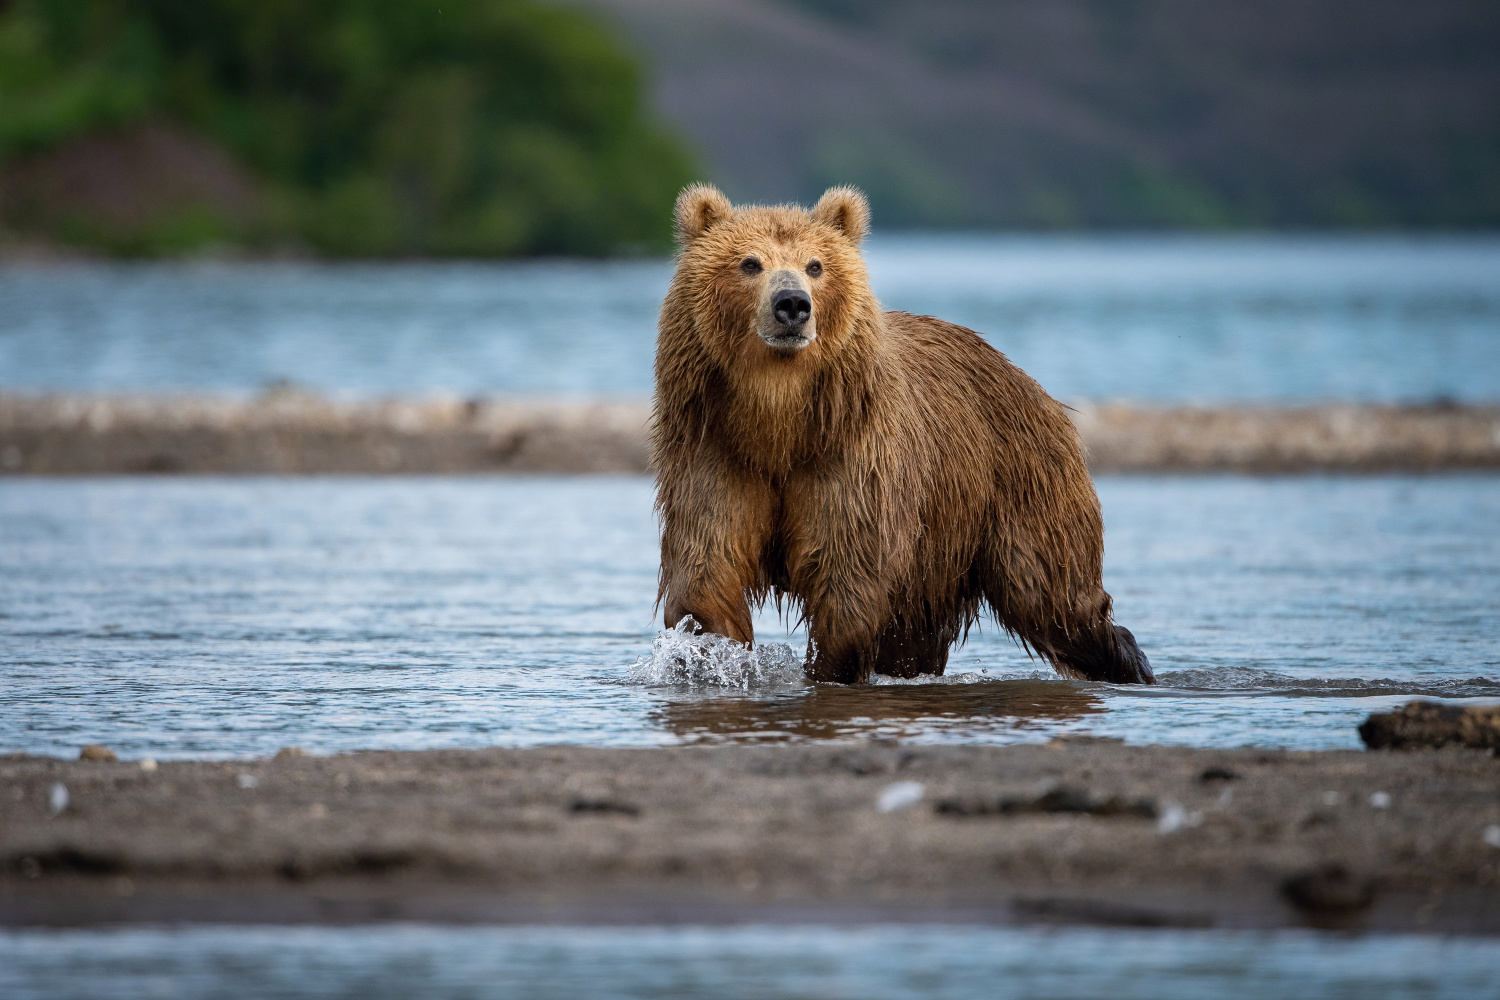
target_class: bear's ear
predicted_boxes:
[674,184,733,246]
[811,186,870,245]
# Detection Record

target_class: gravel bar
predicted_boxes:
[3,393,1498,474]
[4,742,1498,932]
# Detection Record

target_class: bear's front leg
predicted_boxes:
[663,590,752,646]
[784,465,914,684]
[656,463,775,647]
[798,570,895,684]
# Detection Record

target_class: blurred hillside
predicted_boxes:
[574,0,1500,228]
[0,0,694,256]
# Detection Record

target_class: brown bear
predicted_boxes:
[652,184,1154,685]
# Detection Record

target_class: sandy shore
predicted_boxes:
[4,742,1499,932]
[2,392,1498,474]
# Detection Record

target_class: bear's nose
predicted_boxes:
[771,288,812,328]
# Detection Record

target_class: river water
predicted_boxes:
[3,474,1495,758]
[2,234,1498,403]
[3,924,1499,1000]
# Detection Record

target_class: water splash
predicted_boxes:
[626,619,808,690]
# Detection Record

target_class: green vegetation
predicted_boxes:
[0,0,696,255]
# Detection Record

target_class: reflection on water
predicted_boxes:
[656,680,1102,744]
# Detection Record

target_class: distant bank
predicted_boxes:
[2,393,1497,475]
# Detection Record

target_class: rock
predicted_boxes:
[934,786,1157,819]
[274,747,306,760]
[1156,801,1204,834]
[78,745,117,762]
[569,798,640,817]
[1281,864,1375,913]
[876,781,925,813]
[1359,701,1500,751]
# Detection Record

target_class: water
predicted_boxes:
[3,474,1495,759]
[2,235,1498,403]
[2,924,1498,999]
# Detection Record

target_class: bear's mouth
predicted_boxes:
[761,330,814,352]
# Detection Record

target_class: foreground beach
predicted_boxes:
[3,393,1499,474]
[5,741,1498,933]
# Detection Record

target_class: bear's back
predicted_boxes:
[881,310,1082,471]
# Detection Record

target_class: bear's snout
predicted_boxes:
[771,288,812,329]
[760,271,816,351]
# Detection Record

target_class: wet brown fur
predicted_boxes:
[653,184,1153,684]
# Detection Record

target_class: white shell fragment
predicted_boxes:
[877,781,926,813]
[48,782,69,816]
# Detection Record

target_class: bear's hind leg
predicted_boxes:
[1041,620,1155,685]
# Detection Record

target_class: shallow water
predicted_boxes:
[3,475,1495,759]
[2,924,1497,1000]
[3,235,1498,403]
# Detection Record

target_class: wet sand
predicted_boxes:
[3,393,1498,474]
[4,742,1498,932]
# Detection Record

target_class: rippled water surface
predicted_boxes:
[3,235,1498,402]
[3,475,1495,759]
[3,924,1498,1000]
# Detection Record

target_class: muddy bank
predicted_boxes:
[4,743,1498,932]
[2,393,1498,475]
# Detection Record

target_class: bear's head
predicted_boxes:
[666,184,874,372]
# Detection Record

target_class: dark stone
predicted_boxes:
[13,847,130,875]
[1199,766,1240,782]
[1023,787,1099,814]
[1282,864,1375,913]
[935,787,1157,819]
[569,799,641,817]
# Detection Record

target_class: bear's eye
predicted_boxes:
[739,256,762,275]
[806,260,822,277]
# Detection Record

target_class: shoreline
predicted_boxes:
[2,392,1499,475]
[5,743,1499,933]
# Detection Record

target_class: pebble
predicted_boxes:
[237,773,259,790]
[877,781,925,813]
[1282,864,1375,913]
[48,782,68,816]
[78,744,117,763]
[1157,801,1203,834]
[1369,791,1392,809]
[1484,825,1500,850]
